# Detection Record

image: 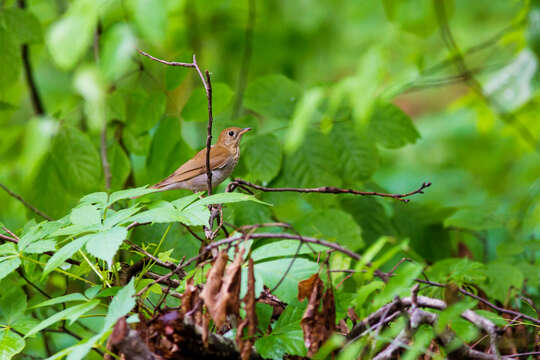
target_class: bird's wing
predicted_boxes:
[152,145,232,188]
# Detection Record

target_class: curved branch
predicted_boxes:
[227,178,432,203]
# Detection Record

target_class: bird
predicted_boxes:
[151,127,251,192]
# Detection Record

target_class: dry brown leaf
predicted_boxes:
[200,248,245,329]
[257,285,287,322]
[298,273,320,301]
[237,257,258,360]
[300,274,336,357]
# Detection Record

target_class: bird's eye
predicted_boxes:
[228,131,235,137]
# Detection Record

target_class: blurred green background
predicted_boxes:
[1,0,539,308]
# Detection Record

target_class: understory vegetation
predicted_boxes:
[0,0,539,359]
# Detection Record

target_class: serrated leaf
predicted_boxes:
[43,237,89,276]
[102,278,135,330]
[182,83,233,122]
[31,293,88,309]
[255,300,306,359]
[483,263,523,302]
[331,122,379,183]
[70,205,101,226]
[109,186,157,205]
[51,126,102,193]
[46,0,98,69]
[244,75,302,119]
[243,133,283,183]
[295,209,363,250]
[25,300,99,337]
[0,258,21,282]
[0,244,17,256]
[368,102,420,148]
[85,227,128,267]
[103,207,141,228]
[283,129,342,188]
[340,197,395,243]
[0,330,25,360]
[80,192,108,207]
[374,262,422,308]
[193,192,271,206]
[23,240,56,254]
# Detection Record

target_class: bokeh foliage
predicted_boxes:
[0,0,539,358]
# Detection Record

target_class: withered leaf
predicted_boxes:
[237,257,257,360]
[298,273,320,301]
[200,248,245,329]
[300,274,336,357]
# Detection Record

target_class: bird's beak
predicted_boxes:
[239,127,252,136]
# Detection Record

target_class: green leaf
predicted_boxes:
[368,102,420,148]
[244,75,302,120]
[51,126,102,194]
[165,54,191,90]
[283,129,342,188]
[483,263,524,302]
[0,244,17,256]
[109,186,157,205]
[182,83,233,122]
[2,8,42,44]
[23,240,56,254]
[122,129,151,155]
[102,278,135,330]
[340,197,395,243]
[255,300,306,359]
[132,0,167,42]
[80,192,108,207]
[295,209,363,250]
[331,122,379,183]
[70,205,101,226]
[284,88,325,153]
[444,206,504,231]
[0,29,21,89]
[100,23,137,81]
[43,237,89,276]
[85,227,128,267]
[0,258,21,282]
[103,207,141,228]
[243,133,283,183]
[374,262,422,308]
[46,0,98,69]
[25,300,99,338]
[107,141,132,190]
[147,117,194,183]
[32,293,88,309]
[0,330,25,360]
[74,65,106,133]
[253,256,318,303]
[125,91,167,132]
[194,192,271,206]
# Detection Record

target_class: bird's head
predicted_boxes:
[217,127,252,149]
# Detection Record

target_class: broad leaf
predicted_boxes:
[0,258,21,282]
[368,102,420,148]
[182,83,233,122]
[102,279,136,330]
[1,8,42,44]
[243,133,283,183]
[0,330,25,360]
[23,240,56,254]
[43,237,89,276]
[0,29,21,89]
[85,227,128,267]
[194,192,271,206]
[132,0,166,42]
[100,23,136,81]
[244,75,302,120]
[70,205,101,226]
[25,300,100,337]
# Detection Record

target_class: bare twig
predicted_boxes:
[227,179,431,203]
[0,182,52,220]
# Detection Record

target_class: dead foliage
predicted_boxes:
[236,257,258,360]
[298,273,336,357]
[200,248,245,329]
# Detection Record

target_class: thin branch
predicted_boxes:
[101,127,112,190]
[0,182,52,220]
[17,0,45,115]
[227,179,431,202]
